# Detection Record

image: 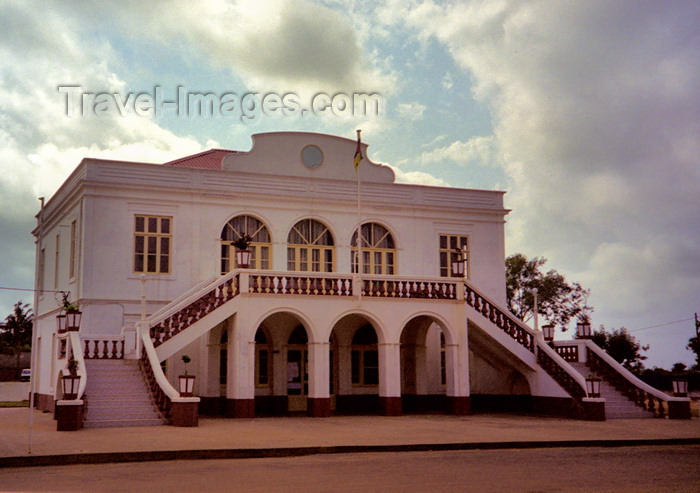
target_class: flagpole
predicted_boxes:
[355,129,362,300]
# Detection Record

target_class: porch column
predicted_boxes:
[307,341,331,417]
[226,323,255,418]
[378,342,402,415]
[446,320,471,415]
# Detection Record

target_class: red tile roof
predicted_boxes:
[162,149,236,169]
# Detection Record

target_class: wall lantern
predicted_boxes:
[235,250,252,269]
[585,376,601,398]
[542,324,555,343]
[451,247,467,277]
[65,310,82,332]
[672,377,689,397]
[577,319,592,339]
[56,314,67,334]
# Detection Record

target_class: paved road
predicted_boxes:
[2,445,699,492]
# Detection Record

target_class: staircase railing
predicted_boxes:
[584,342,686,418]
[83,336,125,359]
[463,282,588,401]
[148,272,240,347]
[464,282,535,352]
[139,328,198,423]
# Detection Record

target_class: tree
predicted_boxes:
[590,326,648,373]
[687,334,700,370]
[505,253,592,330]
[1,301,33,380]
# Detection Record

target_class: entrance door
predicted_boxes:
[287,347,308,411]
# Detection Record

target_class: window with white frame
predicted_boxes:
[220,215,271,273]
[133,215,172,274]
[351,222,396,275]
[287,219,334,272]
[69,220,77,279]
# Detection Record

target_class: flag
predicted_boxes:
[353,132,363,170]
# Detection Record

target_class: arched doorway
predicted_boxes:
[330,315,381,414]
[287,325,308,412]
[400,316,451,413]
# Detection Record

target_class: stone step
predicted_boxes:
[84,418,164,428]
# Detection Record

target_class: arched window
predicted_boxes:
[351,325,378,386]
[287,219,334,272]
[220,215,271,273]
[351,223,396,275]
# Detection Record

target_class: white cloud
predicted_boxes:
[396,102,426,121]
[390,165,449,187]
[400,0,700,366]
[420,136,498,167]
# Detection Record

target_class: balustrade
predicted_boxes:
[537,348,587,400]
[554,345,579,362]
[248,274,353,296]
[362,279,457,299]
[140,346,171,421]
[586,347,667,418]
[464,284,534,352]
[83,338,124,359]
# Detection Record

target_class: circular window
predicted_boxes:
[301,145,324,169]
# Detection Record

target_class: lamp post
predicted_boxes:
[532,288,539,332]
[577,318,592,339]
[672,376,689,397]
[585,376,601,398]
[542,323,554,344]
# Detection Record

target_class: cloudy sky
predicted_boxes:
[1,0,698,368]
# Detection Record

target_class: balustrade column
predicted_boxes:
[378,342,402,416]
[307,341,331,417]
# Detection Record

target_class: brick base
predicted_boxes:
[307,398,331,417]
[582,399,606,421]
[171,401,199,426]
[226,398,255,418]
[379,396,402,416]
[447,396,471,415]
[55,401,84,431]
[668,400,692,420]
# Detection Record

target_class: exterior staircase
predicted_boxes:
[83,359,165,428]
[570,362,654,419]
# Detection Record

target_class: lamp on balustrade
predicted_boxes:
[585,376,601,398]
[576,318,592,339]
[542,323,555,343]
[672,376,688,397]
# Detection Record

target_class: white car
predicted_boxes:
[20,369,31,381]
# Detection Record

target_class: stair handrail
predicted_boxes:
[584,339,687,403]
[535,336,588,399]
[56,331,88,400]
[139,327,181,401]
[146,274,231,328]
[464,281,536,352]
[463,281,588,399]
[148,275,218,321]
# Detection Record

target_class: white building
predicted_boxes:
[30,132,690,429]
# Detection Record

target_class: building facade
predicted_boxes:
[31,132,689,427]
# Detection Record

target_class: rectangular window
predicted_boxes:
[54,234,60,289]
[38,248,45,292]
[439,234,469,278]
[69,220,77,279]
[133,215,172,274]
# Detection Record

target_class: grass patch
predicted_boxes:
[0,400,29,408]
